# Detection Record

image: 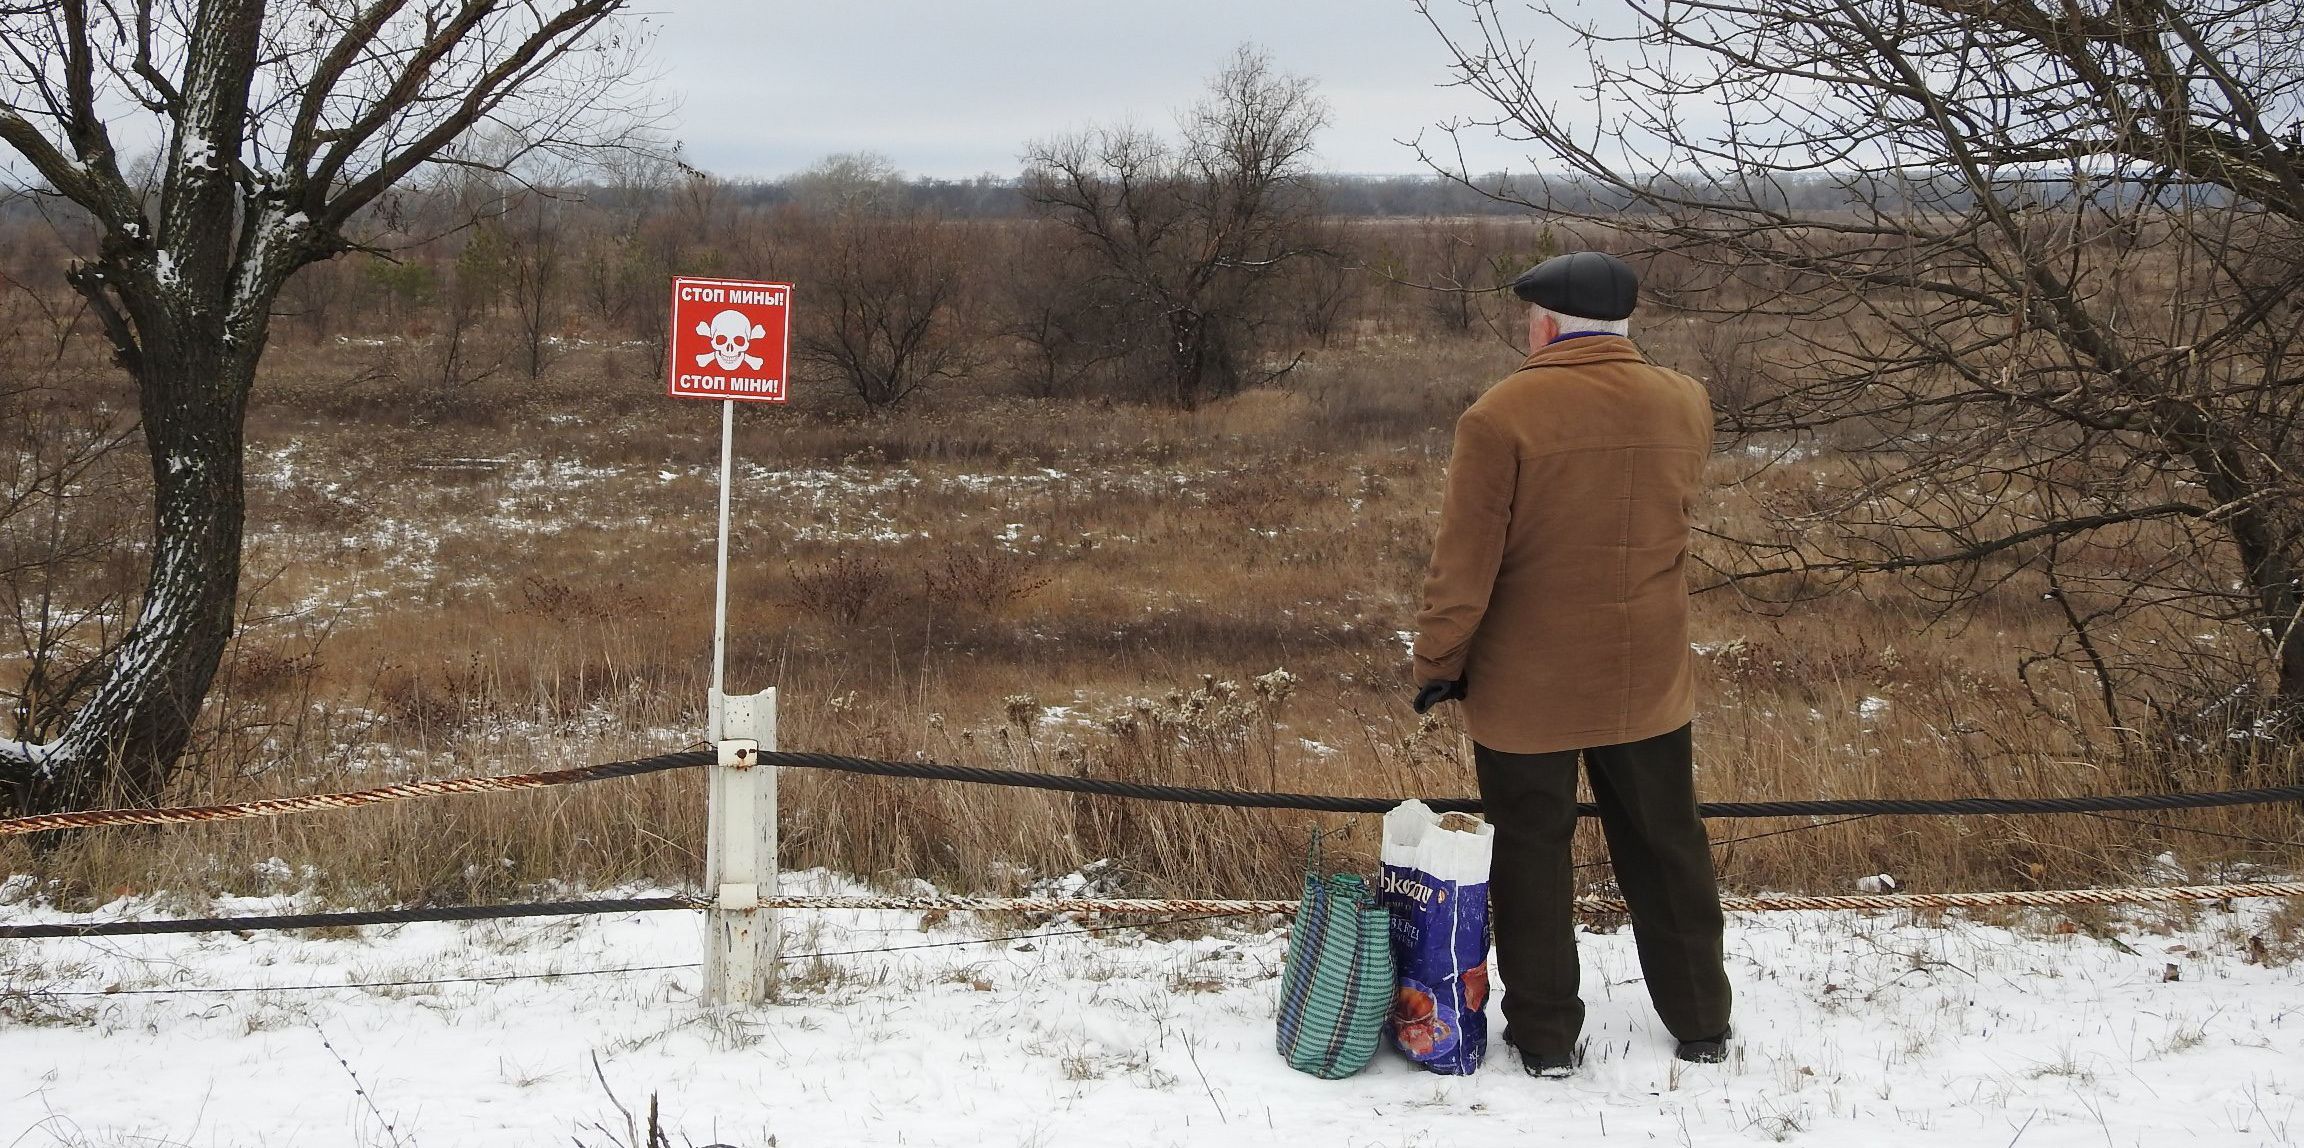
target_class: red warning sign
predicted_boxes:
[668,276,793,403]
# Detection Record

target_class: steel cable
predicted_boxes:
[4,747,2302,840]
[8,883,2303,941]
[760,751,2304,819]
[0,752,712,837]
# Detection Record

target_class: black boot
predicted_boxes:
[1674,1025,1732,1064]
[1509,1033,1580,1079]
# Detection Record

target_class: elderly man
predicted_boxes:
[1411,250,1731,1079]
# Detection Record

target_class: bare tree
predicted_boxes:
[1416,221,1483,335]
[1393,217,1541,339]
[1419,0,2304,767]
[793,208,976,410]
[0,0,653,813]
[0,388,141,756]
[997,221,1129,399]
[1288,216,1363,347]
[506,185,569,379]
[574,150,687,336]
[1023,45,1330,409]
[788,150,898,214]
[428,209,510,395]
[788,156,977,409]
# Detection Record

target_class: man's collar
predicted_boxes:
[1517,331,1646,371]
[1546,330,1616,345]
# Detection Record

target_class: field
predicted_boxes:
[7,303,2303,908]
[6,207,2304,1147]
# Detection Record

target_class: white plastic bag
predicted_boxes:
[1377,800,1495,1074]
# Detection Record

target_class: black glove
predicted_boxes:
[1412,679,1466,714]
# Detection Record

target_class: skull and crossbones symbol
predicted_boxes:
[696,309,766,371]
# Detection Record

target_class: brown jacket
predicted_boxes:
[1412,335,1713,754]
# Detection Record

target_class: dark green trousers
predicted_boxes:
[1474,723,1731,1057]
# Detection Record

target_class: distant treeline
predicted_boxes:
[2,168,2195,229]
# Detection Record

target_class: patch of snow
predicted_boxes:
[5,876,2301,1145]
[2148,851,2188,884]
[1738,440,1815,463]
[945,468,1070,493]
[1859,695,1890,720]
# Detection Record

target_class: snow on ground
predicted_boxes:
[6,872,2302,1147]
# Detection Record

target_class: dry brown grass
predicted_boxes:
[4,325,2300,912]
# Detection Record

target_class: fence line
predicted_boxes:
[11,882,2304,941]
[759,883,2304,915]
[29,912,1259,997]
[37,963,707,996]
[7,748,2304,839]
[768,751,2304,818]
[0,752,709,837]
[6,741,2302,999]
[0,896,706,939]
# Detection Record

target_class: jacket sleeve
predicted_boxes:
[1413,408,1517,683]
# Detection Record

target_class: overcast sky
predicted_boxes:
[646,0,1571,180]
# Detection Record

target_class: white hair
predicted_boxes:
[1534,304,1629,337]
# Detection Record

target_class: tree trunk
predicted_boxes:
[2188,447,2304,716]
[2263,541,2304,715]
[1167,308,1207,410]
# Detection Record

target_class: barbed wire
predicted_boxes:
[743,884,2304,915]
[35,962,707,997]
[0,752,709,837]
[26,912,1250,998]
[0,897,706,939]
[9,882,2302,943]
[2079,811,2304,851]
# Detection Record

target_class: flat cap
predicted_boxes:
[1508,251,1639,321]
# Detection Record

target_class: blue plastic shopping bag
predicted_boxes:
[1378,800,1494,1074]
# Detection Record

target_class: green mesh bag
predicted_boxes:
[1274,862,1396,1079]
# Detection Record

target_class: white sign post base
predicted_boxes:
[704,686,778,1006]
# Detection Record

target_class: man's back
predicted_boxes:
[1416,250,1736,1075]
[1412,334,1712,754]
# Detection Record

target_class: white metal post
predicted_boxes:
[708,398,735,743]
[704,691,777,1005]
[701,396,778,1006]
